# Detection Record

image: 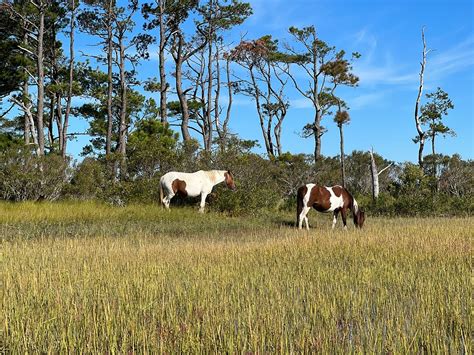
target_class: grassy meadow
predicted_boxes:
[1,201,472,353]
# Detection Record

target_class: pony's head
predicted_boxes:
[355,207,365,228]
[224,170,236,190]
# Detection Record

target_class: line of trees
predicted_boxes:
[0,1,363,170]
[0,1,467,209]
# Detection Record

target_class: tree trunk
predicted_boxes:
[23,80,30,145]
[214,44,222,143]
[106,0,114,156]
[312,34,322,165]
[267,116,274,158]
[313,112,322,164]
[56,93,63,152]
[222,55,232,145]
[158,0,167,123]
[339,123,345,188]
[62,0,75,159]
[22,29,30,146]
[432,131,437,177]
[205,40,213,152]
[370,148,392,201]
[176,57,192,142]
[274,118,283,157]
[36,3,45,156]
[118,37,128,178]
[414,28,429,168]
[204,1,214,152]
[370,148,379,201]
[418,137,425,169]
[48,95,55,150]
[171,26,208,144]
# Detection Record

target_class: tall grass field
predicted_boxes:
[1,202,471,353]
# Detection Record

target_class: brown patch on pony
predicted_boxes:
[206,171,217,184]
[172,179,188,197]
[332,185,343,197]
[307,185,332,212]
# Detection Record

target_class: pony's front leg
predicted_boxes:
[199,193,208,213]
[161,194,171,210]
[332,210,339,229]
[299,207,310,230]
[341,208,348,230]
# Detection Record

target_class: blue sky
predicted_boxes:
[67,0,473,162]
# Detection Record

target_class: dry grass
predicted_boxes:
[1,202,472,353]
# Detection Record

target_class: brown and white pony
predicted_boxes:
[297,184,365,230]
[160,170,236,212]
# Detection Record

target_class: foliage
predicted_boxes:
[66,157,107,200]
[0,146,68,201]
[127,112,179,179]
[420,87,455,144]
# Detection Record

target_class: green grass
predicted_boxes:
[1,202,472,353]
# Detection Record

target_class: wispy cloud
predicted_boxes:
[352,28,378,62]
[428,35,474,80]
[246,0,296,32]
[290,97,313,109]
[348,91,388,111]
[353,33,473,87]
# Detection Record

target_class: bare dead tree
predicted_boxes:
[413,27,432,168]
[369,147,393,201]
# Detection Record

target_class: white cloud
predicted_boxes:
[428,35,474,80]
[290,97,313,109]
[353,32,474,87]
[348,91,388,111]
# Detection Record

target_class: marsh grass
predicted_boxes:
[1,202,472,353]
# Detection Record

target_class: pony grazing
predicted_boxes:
[297,184,365,230]
[160,170,236,212]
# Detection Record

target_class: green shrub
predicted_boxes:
[0,147,68,201]
[66,158,107,199]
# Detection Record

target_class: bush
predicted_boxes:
[0,147,68,201]
[66,158,107,200]
[209,152,282,215]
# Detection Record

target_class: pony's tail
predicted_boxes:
[296,186,305,228]
[159,178,164,208]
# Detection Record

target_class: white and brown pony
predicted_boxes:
[160,170,236,212]
[297,184,365,230]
